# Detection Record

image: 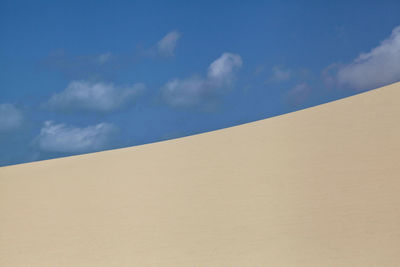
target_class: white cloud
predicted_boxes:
[157,31,181,57]
[207,53,243,86]
[161,53,242,108]
[162,76,207,107]
[45,81,145,113]
[337,25,400,90]
[36,121,117,153]
[0,104,23,132]
[271,66,291,82]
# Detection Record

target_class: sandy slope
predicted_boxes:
[1,82,400,266]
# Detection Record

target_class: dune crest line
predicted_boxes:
[1,82,400,266]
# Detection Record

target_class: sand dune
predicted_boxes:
[1,82,400,266]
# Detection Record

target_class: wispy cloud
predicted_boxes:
[157,30,181,57]
[270,66,291,82]
[0,104,23,132]
[43,50,123,80]
[285,83,311,107]
[97,53,113,65]
[35,121,117,153]
[44,81,145,113]
[337,25,400,90]
[44,31,181,81]
[161,52,242,108]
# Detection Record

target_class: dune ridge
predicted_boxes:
[1,82,400,266]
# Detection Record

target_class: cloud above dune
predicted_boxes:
[207,53,243,87]
[36,121,117,153]
[157,31,181,57]
[271,66,291,82]
[285,83,311,106]
[337,25,400,90]
[0,104,23,132]
[161,52,242,108]
[45,81,145,113]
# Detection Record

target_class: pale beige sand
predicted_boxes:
[1,82,400,266]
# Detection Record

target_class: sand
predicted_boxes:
[1,82,400,266]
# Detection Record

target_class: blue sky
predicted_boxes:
[1,0,400,166]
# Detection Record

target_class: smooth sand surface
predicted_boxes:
[1,82,400,266]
